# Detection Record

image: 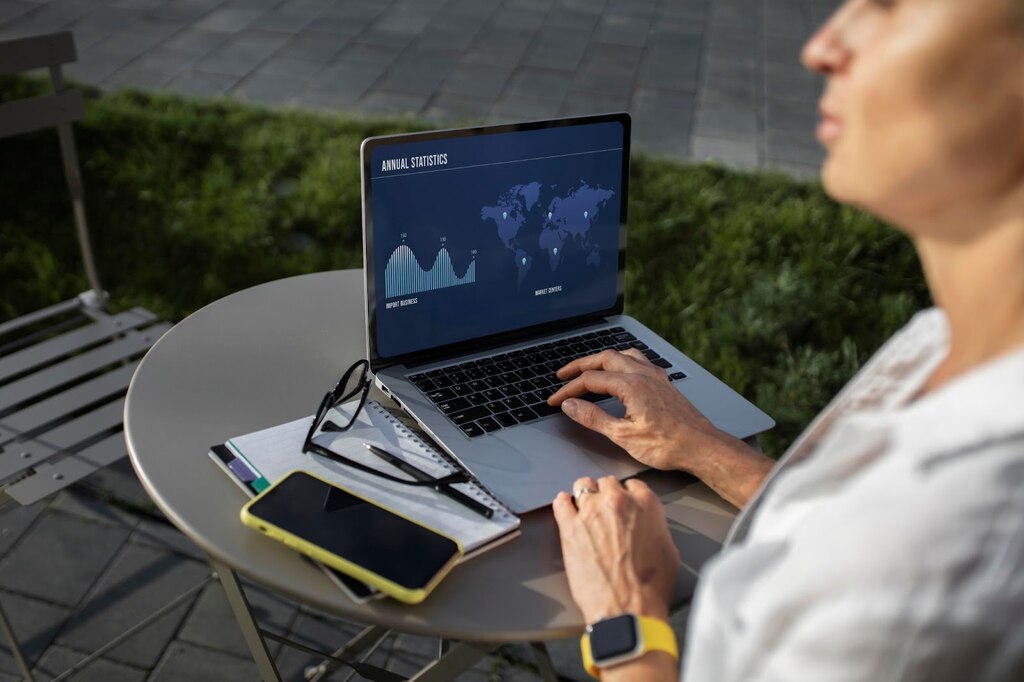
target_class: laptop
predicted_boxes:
[360,113,774,513]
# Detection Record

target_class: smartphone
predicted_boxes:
[241,470,462,604]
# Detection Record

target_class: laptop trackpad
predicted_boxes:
[550,397,646,479]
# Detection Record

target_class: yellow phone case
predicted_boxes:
[240,469,463,604]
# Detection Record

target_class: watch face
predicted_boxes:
[590,614,639,662]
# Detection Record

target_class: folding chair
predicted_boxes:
[0,31,173,679]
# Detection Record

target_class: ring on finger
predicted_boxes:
[573,486,598,503]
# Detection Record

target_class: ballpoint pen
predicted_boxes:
[362,442,494,519]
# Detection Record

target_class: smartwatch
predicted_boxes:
[580,613,679,678]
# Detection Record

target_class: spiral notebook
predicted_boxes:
[209,400,520,556]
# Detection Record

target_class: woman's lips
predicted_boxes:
[817,104,842,144]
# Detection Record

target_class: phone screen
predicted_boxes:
[246,472,460,590]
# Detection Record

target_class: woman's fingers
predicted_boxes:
[557,349,650,380]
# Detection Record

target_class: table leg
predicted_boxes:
[530,642,560,682]
[304,624,390,681]
[407,640,498,681]
[211,559,281,682]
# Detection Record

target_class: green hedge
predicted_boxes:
[0,77,930,457]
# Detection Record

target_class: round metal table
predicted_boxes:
[124,270,738,680]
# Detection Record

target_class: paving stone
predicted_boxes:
[275,29,348,62]
[232,70,308,105]
[289,85,362,111]
[490,94,562,124]
[306,59,385,94]
[33,644,146,682]
[765,95,818,134]
[250,7,317,34]
[130,518,206,561]
[415,23,481,51]
[375,63,452,97]
[333,40,402,67]
[77,458,154,510]
[592,13,651,48]
[694,100,759,139]
[520,31,589,72]
[765,127,824,166]
[159,27,233,58]
[0,592,70,675]
[167,68,241,97]
[0,1,36,25]
[194,7,265,33]
[504,67,574,101]
[148,0,223,23]
[178,582,298,659]
[150,640,258,682]
[764,61,822,103]
[48,489,139,529]
[55,542,209,668]
[63,50,134,85]
[354,89,430,118]
[421,91,492,124]
[691,134,759,170]
[196,28,290,76]
[0,498,46,558]
[0,511,130,606]
[87,17,185,59]
[274,608,365,681]
[560,90,630,117]
[441,62,514,100]
[765,35,808,66]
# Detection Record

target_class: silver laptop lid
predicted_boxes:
[360,113,631,373]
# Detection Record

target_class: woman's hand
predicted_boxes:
[547,349,775,508]
[552,475,680,625]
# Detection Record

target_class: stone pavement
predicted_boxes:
[0,0,837,177]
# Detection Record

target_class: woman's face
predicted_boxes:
[803,0,1024,236]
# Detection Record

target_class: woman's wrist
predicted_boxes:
[682,433,774,508]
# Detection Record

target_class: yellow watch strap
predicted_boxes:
[581,615,679,678]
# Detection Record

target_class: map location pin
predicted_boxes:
[522,257,527,265]
[584,210,589,219]
[553,247,558,255]
[503,211,508,220]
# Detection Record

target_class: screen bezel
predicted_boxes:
[361,112,631,372]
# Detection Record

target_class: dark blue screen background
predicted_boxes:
[370,121,625,359]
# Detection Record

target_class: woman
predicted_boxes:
[547,0,1024,679]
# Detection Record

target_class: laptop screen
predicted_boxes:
[362,114,629,366]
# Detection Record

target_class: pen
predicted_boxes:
[362,443,494,519]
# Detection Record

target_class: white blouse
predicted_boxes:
[682,308,1024,681]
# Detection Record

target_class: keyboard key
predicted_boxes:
[495,411,519,427]
[492,354,509,362]
[669,371,687,381]
[613,332,636,342]
[500,384,522,397]
[512,357,531,369]
[514,379,535,393]
[614,343,631,351]
[434,375,454,388]
[451,383,473,397]
[630,341,648,350]
[496,361,516,372]
[485,376,505,388]
[478,416,501,432]
[438,397,470,413]
[500,396,525,410]
[508,350,525,358]
[652,358,672,369]
[486,401,507,414]
[450,406,491,424]
[642,349,660,361]
[409,373,427,382]
[483,388,504,401]
[511,406,539,422]
[582,332,598,339]
[542,350,562,361]
[514,367,536,380]
[457,361,478,371]
[427,388,455,402]
[536,386,557,400]
[459,422,485,438]
[498,372,519,386]
[467,392,489,405]
[449,371,468,383]
[610,326,624,332]
[520,390,541,404]
[413,378,437,391]
[427,369,444,378]
[530,376,551,390]
[531,401,560,417]
[468,380,488,392]
[481,364,502,376]
[465,367,485,380]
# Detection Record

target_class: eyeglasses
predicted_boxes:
[301,360,466,488]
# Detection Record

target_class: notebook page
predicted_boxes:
[225,402,518,551]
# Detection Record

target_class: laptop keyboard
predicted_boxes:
[407,327,687,438]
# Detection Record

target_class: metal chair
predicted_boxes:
[0,31,172,679]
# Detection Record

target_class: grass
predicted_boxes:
[0,77,930,458]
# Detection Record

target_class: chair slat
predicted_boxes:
[0,323,170,412]
[0,31,75,76]
[0,298,81,339]
[0,308,155,383]
[0,397,124,481]
[0,90,85,139]
[1,361,138,436]
[6,432,127,505]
